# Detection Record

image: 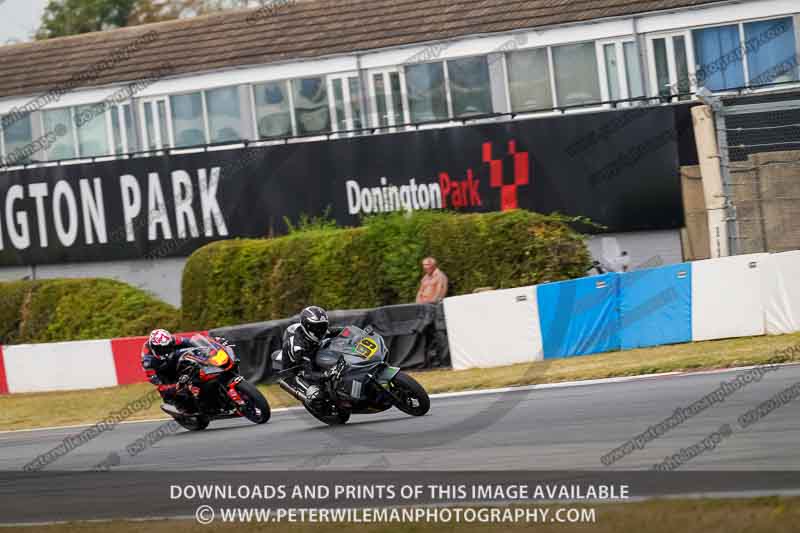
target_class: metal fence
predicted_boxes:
[713,89,800,254]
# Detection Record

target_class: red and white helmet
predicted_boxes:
[148,329,174,358]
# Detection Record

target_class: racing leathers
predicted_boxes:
[141,336,196,409]
[281,323,344,399]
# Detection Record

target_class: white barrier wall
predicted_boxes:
[444,286,543,370]
[691,253,769,342]
[762,250,800,335]
[3,339,118,393]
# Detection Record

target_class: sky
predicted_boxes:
[0,0,49,45]
[0,1,270,45]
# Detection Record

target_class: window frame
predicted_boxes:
[165,90,209,149]
[139,96,176,152]
[645,30,697,98]
[596,38,646,107]
[110,102,138,155]
[403,60,451,125]
[445,54,495,119]
[740,15,800,90]
[39,106,79,161]
[504,41,607,115]
[503,45,555,114]
[204,84,249,144]
[250,79,298,141]
[648,15,800,96]
[367,67,410,131]
[0,122,5,164]
[326,71,365,136]
[290,76,334,137]
[1,111,37,166]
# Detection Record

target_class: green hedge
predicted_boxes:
[182,210,591,330]
[0,278,180,345]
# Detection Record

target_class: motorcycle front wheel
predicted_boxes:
[235,380,271,424]
[390,372,430,416]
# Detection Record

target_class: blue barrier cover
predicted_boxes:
[619,263,692,350]
[537,273,621,359]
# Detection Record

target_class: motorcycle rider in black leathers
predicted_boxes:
[141,329,199,414]
[281,306,344,404]
[141,329,233,415]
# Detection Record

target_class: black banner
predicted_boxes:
[0,106,684,267]
[211,303,448,382]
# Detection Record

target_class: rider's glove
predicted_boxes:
[177,374,191,388]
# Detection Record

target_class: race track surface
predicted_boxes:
[2,364,799,472]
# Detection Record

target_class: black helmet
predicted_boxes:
[299,306,329,343]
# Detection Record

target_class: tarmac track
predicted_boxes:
[1,364,799,523]
[1,364,798,470]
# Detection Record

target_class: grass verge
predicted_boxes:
[2,332,800,431]
[3,497,800,532]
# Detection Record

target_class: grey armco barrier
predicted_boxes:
[210,303,449,383]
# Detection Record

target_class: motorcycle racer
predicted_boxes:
[141,329,211,414]
[281,306,344,403]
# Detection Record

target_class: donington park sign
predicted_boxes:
[0,106,684,267]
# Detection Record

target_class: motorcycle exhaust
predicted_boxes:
[278,378,307,403]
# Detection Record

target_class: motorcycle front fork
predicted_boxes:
[226,376,246,406]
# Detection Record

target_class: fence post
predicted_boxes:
[692,100,730,258]
[712,100,739,256]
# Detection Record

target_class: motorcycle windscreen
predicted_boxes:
[326,329,387,365]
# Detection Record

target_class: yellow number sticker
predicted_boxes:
[355,337,379,359]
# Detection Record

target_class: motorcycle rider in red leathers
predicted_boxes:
[141,329,200,414]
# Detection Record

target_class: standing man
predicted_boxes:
[416,257,448,304]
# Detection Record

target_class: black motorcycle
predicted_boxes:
[161,334,271,431]
[272,326,430,425]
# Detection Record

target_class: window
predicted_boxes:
[649,34,694,99]
[599,40,647,105]
[405,62,448,122]
[331,78,346,131]
[693,25,745,91]
[653,38,671,97]
[170,93,206,147]
[141,98,171,151]
[292,77,331,135]
[74,104,110,157]
[42,108,76,160]
[206,86,245,143]
[2,112,34,164]
[507,48,553,112]
[253,81,293,139]
[448,56,492,117]
[745,18,798,86]
[370,70,406,129]
[604,44,622,101]
[623,42,646,99]
[328,73,364,134]
[110,104,137,154]
[552,42,602,106]
[673,36,691,96]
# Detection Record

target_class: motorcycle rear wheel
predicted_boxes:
[390,372,430,416]
[236,380,271,424]
[175,415,210,431]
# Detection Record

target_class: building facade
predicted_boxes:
[0,0,797,304]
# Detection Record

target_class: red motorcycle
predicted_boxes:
[161,335,271,431]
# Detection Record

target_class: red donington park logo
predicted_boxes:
[345,141,531,215]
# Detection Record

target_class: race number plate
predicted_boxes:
[354,337,379,359]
